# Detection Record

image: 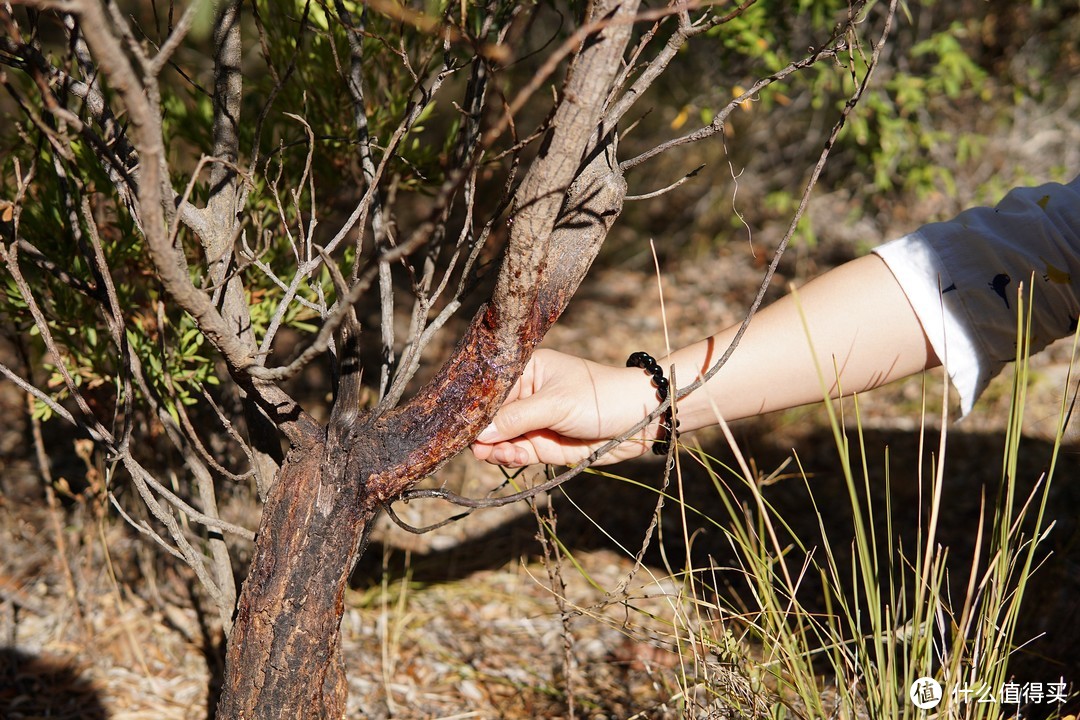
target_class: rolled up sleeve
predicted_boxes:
[874,175,1080,415]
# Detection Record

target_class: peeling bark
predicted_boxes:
[216,434,370,718]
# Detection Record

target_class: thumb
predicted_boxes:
[475,392,559,443]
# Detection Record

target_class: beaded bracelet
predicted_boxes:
[626,351,678,456]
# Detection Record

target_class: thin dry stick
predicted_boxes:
[624,164,704,201]
[383,63,525,408]
[0,358,100,441]
[619,41,846,173]
[25,386,90,637]
[530,490,578,720]
[96,509,155,681]
[171,394,255,483]
[119,455,228,608]
[1,242,115,445]
[107,492,187,562]
[613,431,676,598]
[123,455,256,541]
[604,0,759,128]
[79,198,136,454]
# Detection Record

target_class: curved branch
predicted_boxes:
[620,41,846,172]
[625,163,705,200]
[361,0,641,504]
[72,0,257,378]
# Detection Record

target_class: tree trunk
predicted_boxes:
[216,432,374,718]
[217,1,637,716]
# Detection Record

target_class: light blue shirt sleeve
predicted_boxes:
[874,175,1080,415]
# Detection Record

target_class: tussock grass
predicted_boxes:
[540,285,1076,718]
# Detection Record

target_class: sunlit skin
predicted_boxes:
[471,254,940,467]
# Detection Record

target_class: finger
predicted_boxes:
[476,392,564,444]
[469,442,494,462]
[490,443,531,466]
[471,440,535,467]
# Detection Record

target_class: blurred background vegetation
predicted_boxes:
[610,0,1080,265]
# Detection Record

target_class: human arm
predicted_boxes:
[473,174,1080,467]
[471,253,938,467]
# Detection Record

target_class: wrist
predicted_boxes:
[624,351,678,455]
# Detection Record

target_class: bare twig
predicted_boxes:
[531,493,578,720]
[0,242,115,444]
[674,0,892,400]
[147,0,201,75]
[121,454,255,541]
[108,492,187,562]
[118,455,225,608]
[13,238,97,295]
[624,163,705,201]
[604,0,759,127]
[0,11,210,239]
[614,389,679,598]
[23,372,89,633]
[248,158,479,383]
[79,198,135,453]
[382,502,471,535]
[620,42,846,172]
[0,358,102,441]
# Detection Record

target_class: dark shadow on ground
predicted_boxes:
[0,647,107,720]
[354,422,1080,716]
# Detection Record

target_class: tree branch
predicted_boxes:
[71,0,256,377]
[620,41,847,172]
[363,0,640,503]
[60,0,320,453]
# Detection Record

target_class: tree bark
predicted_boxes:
[216,434,358,718]
[217,1,638,717]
